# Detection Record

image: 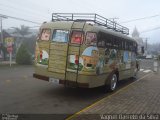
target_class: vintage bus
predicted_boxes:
[33,13,138,91]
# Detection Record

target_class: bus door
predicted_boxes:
[48,21,86,85]
[65,21,86,85]
[48,30,69,79]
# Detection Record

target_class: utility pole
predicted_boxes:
[146,38,148,55]
[0,17,3,44]
[0,15,8,60]
[109,17,119,23]
[0,16,3,60]
[109,17,119,29]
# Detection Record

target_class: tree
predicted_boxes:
[12,25,31,50]
[16,44,32,65]
[0,44,7,60]
[23,35,36,55]
[13,25,31,38]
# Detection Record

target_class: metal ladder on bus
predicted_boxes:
[64,20,86,87]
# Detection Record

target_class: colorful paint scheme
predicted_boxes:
[33,13,138,91]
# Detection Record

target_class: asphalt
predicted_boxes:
[1,60,160,120]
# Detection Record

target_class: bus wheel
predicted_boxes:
[133,68,138,79]
[110,74,117,91]
[104,74,117,92]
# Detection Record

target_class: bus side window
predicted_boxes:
[103,34,111,48]
[97,32,106,48]
[114,37,119,49]
[40,29,51,41]
[122,39,125,50]
[71,31,83,44]
[85,32,97,46]
[98,39,105,47]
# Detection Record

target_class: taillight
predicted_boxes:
[75,60,79,65]
[75,55,79,64]
[40,51,43,60]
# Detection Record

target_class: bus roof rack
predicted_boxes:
[52,13,129,35]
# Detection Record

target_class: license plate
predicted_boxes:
[49,78,59,84]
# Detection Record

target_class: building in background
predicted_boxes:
[132,27,145,56]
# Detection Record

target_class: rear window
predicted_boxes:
[52,30,69,42]
[40,29,51,41]
[85,32,97,45]
[71,31,83,44]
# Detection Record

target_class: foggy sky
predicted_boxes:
[1,0,160,43]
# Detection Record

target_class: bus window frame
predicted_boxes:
[52,29,69,43]
[70,30,84,45]
[85,32,97,46]
[40,28,51,41]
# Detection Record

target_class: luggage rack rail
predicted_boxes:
[52,13,129,35]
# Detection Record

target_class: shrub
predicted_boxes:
[16,44,32,65]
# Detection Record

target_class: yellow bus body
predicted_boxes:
[33,20,138,89]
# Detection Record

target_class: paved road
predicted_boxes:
[0,59,155,119]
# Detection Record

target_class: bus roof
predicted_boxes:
[52,13,129,35]
[40,21,136,43]
[93,24,136,42]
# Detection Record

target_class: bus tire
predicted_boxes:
[133,68,138,79]
[136,63,140,71]
[104,73,118,93]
